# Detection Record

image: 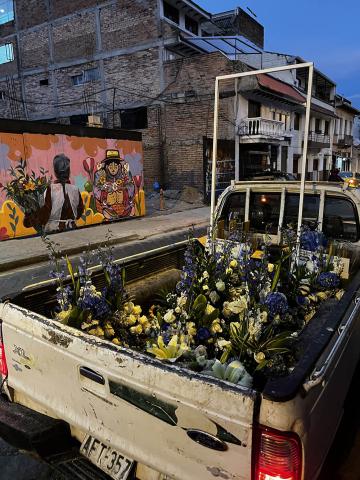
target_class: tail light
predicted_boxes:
[0,322,8,377]
[252,425,302,480]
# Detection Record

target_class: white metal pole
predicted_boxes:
[210,78,220,227]
[234,78,240,181]
[297,64,314,241]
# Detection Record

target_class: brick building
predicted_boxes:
[0,0,264,193]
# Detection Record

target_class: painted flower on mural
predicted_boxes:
[0,226,9,241]
[66,136,107,157]
[2,159,50,217]
[23,134,59,156]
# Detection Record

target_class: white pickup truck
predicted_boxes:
[1,181,360,480]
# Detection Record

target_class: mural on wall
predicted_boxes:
[0,132,145,241]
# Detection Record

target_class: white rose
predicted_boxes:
[216,280,226,292]
[164,309,176,323]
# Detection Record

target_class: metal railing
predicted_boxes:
[307,131,330,146]
[238,117,286,137]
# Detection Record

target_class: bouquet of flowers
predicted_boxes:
[45,225,345,388]
[2,159,50,215]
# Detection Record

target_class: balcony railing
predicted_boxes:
[238,117,286,138]
[304,131,331,148]
[334,134,353,147]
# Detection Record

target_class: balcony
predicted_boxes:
[334,134,353,147]
[238,117,288,143]
[303,131,330,149]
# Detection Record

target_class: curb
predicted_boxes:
[0,234,139,273]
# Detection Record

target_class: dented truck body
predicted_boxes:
[1,182,360,480]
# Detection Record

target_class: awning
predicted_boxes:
[257,74,306,104]
[311,103,337,118]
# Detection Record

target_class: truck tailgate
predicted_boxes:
[0,302,258,480]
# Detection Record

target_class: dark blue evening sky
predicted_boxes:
[199,0,360,107]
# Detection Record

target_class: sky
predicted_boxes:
[199,0,360,108]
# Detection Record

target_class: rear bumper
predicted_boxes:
[0,394,73,457]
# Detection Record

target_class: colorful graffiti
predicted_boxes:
[0,132,145,240]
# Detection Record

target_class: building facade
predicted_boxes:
[332,95,359,173]
[0,0,263,191]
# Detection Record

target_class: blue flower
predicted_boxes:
[296,295,309,306]
[264,292,289,316]
[300,229,327,252]
[197,327,211,341]
[317,272,340,289]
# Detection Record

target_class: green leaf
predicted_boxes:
[66,256,76,289]
[271,262,281,292]
[10,223,16,233]
[203,308,220,324]
[192,294,207,315]
[104,269,111,287]
[121,267,126,287]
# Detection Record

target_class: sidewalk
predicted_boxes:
[0,206,210,272]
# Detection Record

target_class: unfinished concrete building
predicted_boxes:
[0,0,264,193]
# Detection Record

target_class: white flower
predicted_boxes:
[217,339,231,350]
[306,260,315,273]
[209,290,220,304]
[223,299,248,318]
[216,280,226,292]
[202,271,209,279]
[164,309,176,323]
[175,306,181,314]
[177,295,187,308]
[203,285,209,291]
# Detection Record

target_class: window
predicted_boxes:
[216,192,245,239]
[70,114,89,126]
[315,118,321,133]
[294,112,300,131]
[0,43,14,64]
[72,67,100,86]
[39,78,49,86]
[163,1,179,24]
[185,15,198,34]
[249,193,281,234]
[323,197,359,241]
[120,107,148,130]
[0,0,14,25]
[313,158,319,171]
[283,194,320,229]
[293,154,301,176]
[272,111,276,120]
[324,120,329,135]
[345,120,348,135]
[248,100,261,118]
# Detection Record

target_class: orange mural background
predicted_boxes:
[0,132,145,241]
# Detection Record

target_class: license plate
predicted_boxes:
[80,435,134,480]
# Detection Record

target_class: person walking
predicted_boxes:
[24,154,84,233]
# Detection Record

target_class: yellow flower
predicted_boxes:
[254,352,265,363]
[126,314,137,326]
[186,322,197,337]
[124,302,135,314]
[99,176,106,185]
[104,322,115,339]
[205,304,215,316]
[230,259,238,268]
[147,335,189,362]
[210,320,222,334]
[56,310,71,324]
[267,263,274,273]
[24,181,36,191]
[130,324,143,335]
[112,338,121,346]
[139,315,149,325]
[133,305,142,315]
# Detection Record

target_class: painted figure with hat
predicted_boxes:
[94,149,134,219]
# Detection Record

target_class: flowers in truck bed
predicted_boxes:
[45,224,345,385]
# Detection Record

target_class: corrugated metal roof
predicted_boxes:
[257,74,305,104]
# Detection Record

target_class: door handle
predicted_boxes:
[79,366,105,385]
